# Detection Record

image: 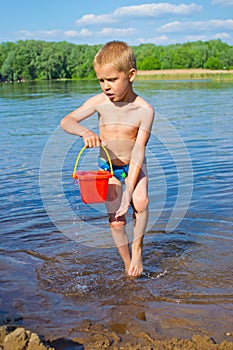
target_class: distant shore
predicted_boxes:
[1,68,233,83]
[137,68,233,80]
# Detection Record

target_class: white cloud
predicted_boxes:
[96,27,136,37]
[76,2,202,26]
[76,13,115,25]
[211,0,233,5]
[37,30,61,37]
[113,3,202,17]
[17,29,61,39]
[185,34,209,42]
[64,30,78,38]
[158,19,233,32]
[17,30,34,38]
[17,28,93,40]
[79,29,93,37]
[114,2,202,16]
[13,3,232,46]
[186,32,230,41]
[212,32,231,39]
[139,31,231,45]
[138,35,171,45]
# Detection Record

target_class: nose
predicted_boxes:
[103,80,110,91]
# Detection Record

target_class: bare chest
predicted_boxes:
[98,108,141,140]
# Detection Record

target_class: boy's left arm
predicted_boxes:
[115,106,154,218]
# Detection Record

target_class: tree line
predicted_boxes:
[0,39,233,82]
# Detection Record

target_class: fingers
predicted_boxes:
[115,203,130,218]
[83,134,101,148]
[115,189,132,218]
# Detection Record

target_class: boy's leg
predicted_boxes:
[106,180,131,272]
[109,220,131,272]
[128,165,148,277]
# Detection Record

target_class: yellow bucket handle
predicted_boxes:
[72,144,113,178]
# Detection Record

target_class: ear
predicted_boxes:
[128,68,137,82]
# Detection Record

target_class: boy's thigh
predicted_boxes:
[132,164,148,210]
[106,179,126,223]
[135,162,148,192]
[133,175,148,200]
[106,178,123,212]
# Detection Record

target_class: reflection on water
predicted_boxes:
[0,80,233,342]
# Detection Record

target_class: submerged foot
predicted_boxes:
[127,248,143,277]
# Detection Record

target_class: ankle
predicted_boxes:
[132,240,143,253]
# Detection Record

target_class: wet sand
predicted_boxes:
[1,324,233,350]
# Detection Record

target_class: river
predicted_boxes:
[0,79,233,345]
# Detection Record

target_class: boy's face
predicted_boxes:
[94,64,136,102]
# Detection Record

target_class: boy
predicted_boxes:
[60,41,154,277]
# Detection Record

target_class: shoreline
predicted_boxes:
[137,68,233,80]
[2,69,233,84]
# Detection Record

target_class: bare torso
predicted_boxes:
[97,97,151,165]
[60,92,154,166]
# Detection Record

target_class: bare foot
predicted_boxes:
[127,248,143,277]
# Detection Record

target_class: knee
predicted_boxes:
[133,194,148,213]
[109,213,126,229]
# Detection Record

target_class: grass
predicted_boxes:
[137,68,233,80]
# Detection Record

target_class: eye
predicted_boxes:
[108,78,117,82]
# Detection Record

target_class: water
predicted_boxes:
[0,79,233,344]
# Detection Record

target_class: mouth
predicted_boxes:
[106,93,114,100]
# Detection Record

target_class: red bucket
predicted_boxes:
[72,145,113,204]
[74,170,112,203]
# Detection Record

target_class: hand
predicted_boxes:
[115,190,132,218]
[82,131,101,148]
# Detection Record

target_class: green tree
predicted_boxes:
[160,48,174,69]
[0,39,232,81]
[9,40,43,80]
[38,46,63,80]
[139,56,161,70]
[204,57,223,70]
[171,47,194,68]
[1,50,15,81]
[220,48,233,69]
[0,42,15,79]
[191,44,209,68]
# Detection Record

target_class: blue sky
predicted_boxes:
[1,0,233,46]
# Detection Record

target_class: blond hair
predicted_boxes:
[93,41,137,74]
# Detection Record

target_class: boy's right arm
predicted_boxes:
[60,95,102,148]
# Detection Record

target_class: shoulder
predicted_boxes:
[134,95,154,113]
[133,96,154,130]
[133,96,154,122]
[64,93,108,121]
[82,92,107,108]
